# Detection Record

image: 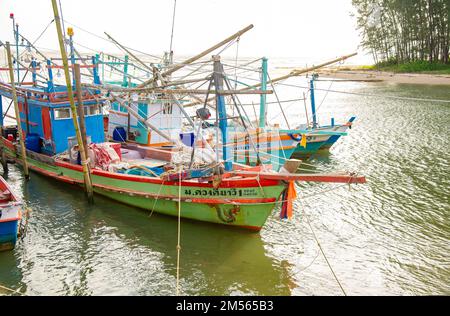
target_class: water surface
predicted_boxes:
[0,80,449,296]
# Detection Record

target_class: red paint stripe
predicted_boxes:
[238,225,262,232]
[1,138,16,150]
[0,217,21,223]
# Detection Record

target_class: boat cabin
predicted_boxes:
[108,95,182,147]
[0,57,105,156]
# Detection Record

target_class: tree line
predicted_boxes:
[352,0,449,65]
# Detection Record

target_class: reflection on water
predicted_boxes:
[0,81,449,296]
[0,169,291,295]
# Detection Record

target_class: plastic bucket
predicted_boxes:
[25,133,41,153]
[113,127,127,142]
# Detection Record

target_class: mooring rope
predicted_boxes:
[176,169,182,296]
[297,193,347,296]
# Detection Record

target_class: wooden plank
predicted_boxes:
[235,171,367,184]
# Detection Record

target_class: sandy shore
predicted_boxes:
[317,69,450,85]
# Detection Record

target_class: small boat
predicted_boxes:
[291,75,356,159]
[0,176,22,252]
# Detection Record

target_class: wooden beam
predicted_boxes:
[51,0,94,201]
[236,171,367,184]
[73,64,89,158]
[137,24,254,88]
[82,83,272,95]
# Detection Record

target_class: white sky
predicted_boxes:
[0,0,372,65]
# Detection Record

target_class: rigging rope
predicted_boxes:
[267,72,291,129]
[176,169,182,296]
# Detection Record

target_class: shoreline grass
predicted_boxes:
[347,61,450,75]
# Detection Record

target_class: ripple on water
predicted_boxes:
[0,82,449,295]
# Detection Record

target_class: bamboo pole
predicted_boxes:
[5,42,29,179]
[51,0,93,201]
[73,64,89,159]
[137,24,254,88]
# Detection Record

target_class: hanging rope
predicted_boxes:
[267,72,291,129]
[30,19,55,46]
[176,169,182,296]
[296,180,358,296]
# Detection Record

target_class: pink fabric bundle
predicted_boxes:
[89,143,120,170]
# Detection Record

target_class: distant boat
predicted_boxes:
[0,176,22,251]
[291,75,355,159]
[290,117,355,159]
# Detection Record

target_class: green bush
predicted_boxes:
[374,61,450,73]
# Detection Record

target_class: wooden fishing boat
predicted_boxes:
[0,14,365,232]
[0,60,365,232]
[290,75,356,159]
[0,176,22,251]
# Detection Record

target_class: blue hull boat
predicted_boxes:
[0,176,22,252]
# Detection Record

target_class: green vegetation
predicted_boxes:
[352,0,449,65]
[374,60,450,74]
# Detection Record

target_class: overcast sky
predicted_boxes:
[0,0,371,64]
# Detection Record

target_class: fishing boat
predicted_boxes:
[98,53,302,172]
[0,56,365,233]
[0,9,366,232]
[291,74,356,159]
[0,176,22,251]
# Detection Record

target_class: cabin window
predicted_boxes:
[54,108,72,120]
[163,102,173,115]
[84,104,101,117]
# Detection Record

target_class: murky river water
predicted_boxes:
[0,80,449,296]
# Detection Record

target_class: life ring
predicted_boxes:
[288,133,302,142]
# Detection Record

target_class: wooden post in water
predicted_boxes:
[5,42,29,179]
[51,0,93,201]
[73,64,89,160]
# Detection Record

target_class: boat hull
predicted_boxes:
[291,139,328,159]
[0,204,21,252]
[230,131,299,171]
[1,139,286,231]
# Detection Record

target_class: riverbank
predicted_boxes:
[318,68,450,85]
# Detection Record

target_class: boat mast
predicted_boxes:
[259,57,268,129]
[310,74,318,128]
[5,42,29,179]
[9,14,20,81]
[212,56,232,172]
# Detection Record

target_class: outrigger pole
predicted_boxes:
[137,24,254,88]
[5,42,30,180]
[51,0,94,201]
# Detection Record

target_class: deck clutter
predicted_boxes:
[0,1,366,237]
